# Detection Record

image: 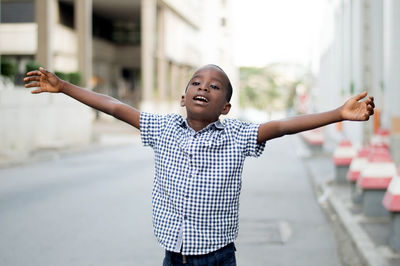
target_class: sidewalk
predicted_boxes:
[300,140,400,266]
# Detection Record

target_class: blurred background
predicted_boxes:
[0,0,399,164]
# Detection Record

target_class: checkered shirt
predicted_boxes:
[140,112,266,255]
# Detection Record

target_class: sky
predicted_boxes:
[232,0,327,69]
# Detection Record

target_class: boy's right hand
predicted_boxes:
[24,67,64,94]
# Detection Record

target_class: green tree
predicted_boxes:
[1,59,17,79]
[239,64,314,116]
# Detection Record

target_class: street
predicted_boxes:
[0,136,340,266]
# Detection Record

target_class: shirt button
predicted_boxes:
[189,154,193,159]
[184,215,188,220]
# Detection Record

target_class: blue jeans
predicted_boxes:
[162,243,236,266]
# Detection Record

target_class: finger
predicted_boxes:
[370,100,375,109]
[367,102,375,109]
[354,91,368,101]
[25,82,40,88]
[31,88,43,94]
[26,70,42,76]
[366,96,375,107]
[365,96,374,103]
[39,67,50,76]
[24,76,40,83]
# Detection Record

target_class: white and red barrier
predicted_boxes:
[333,140,357,166]
[357,148,397,217]
[347,146,372,203]
[357,148,396,189]
[300,128,324,154]
[333,140,357,183]
[370,128,390,149]
[382,165,400,251]
[347,146,371,182]
[300,128,324,146]
[383,166,400,212]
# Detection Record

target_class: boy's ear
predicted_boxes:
[221,102,231,115]
[180,95,186,107]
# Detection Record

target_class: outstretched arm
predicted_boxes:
[257,92,375,143]
[24,67,140,129]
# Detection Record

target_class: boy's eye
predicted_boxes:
[210,85,220,90]
[192,81,200,86]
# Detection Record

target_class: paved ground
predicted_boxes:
[236,135,340,265]
[0,132,343,266]
[0,145,162,266]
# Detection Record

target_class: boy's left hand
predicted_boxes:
[340,91,375,121]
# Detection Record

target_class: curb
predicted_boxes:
[328,187,389,266]
[304,159,389,266]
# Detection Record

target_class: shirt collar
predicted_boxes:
[179,118,225,131]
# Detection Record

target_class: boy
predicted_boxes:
[24,65,374,265]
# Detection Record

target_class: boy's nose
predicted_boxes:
[198,85,209,92]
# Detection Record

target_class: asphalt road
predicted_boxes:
[0,136,341,266]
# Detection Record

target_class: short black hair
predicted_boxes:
[185,64,233,102]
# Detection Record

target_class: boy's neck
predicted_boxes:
[186,118,218,132]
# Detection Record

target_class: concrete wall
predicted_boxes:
[0,23,78,73]
[318,0,400,157]
[164,9,200,66]
[0,86,94,159]
[318,0,373,150]
[0,20,93,158]
[0,19,141,158]
[162,0,199,29]
[54,24,78,72]
[0,23,37,54]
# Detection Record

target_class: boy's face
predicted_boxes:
[181,66,231,122]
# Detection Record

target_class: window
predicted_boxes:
[59,2,74,28]
[1,1,34,23]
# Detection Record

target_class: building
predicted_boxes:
[0,0,237,158]
[317,0,400,164]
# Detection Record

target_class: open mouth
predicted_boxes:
[193,95,209,103]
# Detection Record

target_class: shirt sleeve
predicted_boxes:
[140,112,168,148]
[235,120,266,157]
